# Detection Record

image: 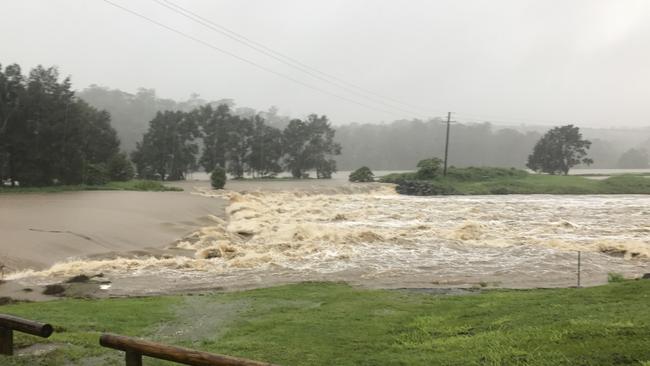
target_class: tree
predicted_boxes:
[198,104,231,174]
[0,63,119,186]
[131,111,200,180]
[223,114,253,179]
[349,166,374,182]
[0,63,26,185]
[617,148,649,169]
[197,105,285,179]
[283,114,341,178]
[107,152,135,181]
[416,158,443,179]
[247,115,283,177]
[210,167,226,189]
[526,125,593,175]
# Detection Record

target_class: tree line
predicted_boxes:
[0,63,341,186]
[131,104,341,180]
[335,120,650,170]
[78,85,291,152]
[3,63,647,188]
[0,63,133,186]
[80,85,650,171]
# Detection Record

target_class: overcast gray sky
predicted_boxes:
[1,0,649,127]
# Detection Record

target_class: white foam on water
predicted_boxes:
[10,186,650,287]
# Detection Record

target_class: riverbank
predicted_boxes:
[0,180,181,194]
[1,281,649,365]
[383,172,650,195]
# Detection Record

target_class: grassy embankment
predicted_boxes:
[2,281,650,365]
[381,167,650,195]
[0,180,182,194]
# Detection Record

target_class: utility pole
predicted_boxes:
[577,251,581,288]
[443,112,452,176]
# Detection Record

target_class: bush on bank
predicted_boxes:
[349,166,375,182]
[211,167,227,189]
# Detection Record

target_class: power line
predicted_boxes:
[104,0,585,127]
[152,0,445,118]
[101,0,413,119]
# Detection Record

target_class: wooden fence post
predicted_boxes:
[125,350,143,366]
[0,327,14,356]
[0,314,53,356]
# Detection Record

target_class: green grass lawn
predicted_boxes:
[453,174,650,195]
[382,169,650,195]
[2,281,650,365]
[0,180,182,194]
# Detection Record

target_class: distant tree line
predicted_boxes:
[79,86,650,172]
[335,120,650,171]
[78,85,290,152]
[0,63,132,187]
[131,104,341,180]
[334,120,543,170]
[0,64,341,186]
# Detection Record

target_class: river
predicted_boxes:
[4,181,649,296]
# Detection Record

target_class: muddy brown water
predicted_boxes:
[2,179,649,298]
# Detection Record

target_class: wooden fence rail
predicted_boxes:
[0,314,54,355]
[100,333,279,366]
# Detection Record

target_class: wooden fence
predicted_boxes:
[0,314,53,355]
[100,333,279,366]
[0,314,277,365]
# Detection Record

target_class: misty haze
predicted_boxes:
[1,1,649,365]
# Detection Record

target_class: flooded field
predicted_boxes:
[5,182,650,295]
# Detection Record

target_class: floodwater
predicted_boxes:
[0,190,223,270]
[4,181,650,296]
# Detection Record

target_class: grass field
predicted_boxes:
[0,180,182,194]
[452,174,650,195]
[381,169,650,195]
[2,281,649,365]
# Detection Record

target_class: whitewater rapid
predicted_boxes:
[9,185,650,291]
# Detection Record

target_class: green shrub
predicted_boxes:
[396,180,459,195]
[211,167,227,189]
[379,172,417,183]
[416,158,443,179]
[107,153,135,182]
[83,163,108,185]
[607,272,625,283]
[600,175,650,193]
[349,166,374,182]
[489,187,510,195]
[130,180,179,191]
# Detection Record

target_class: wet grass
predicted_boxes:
[382,171,650,195]
[0,180,182,194]
[2,281,650,365]
[454,174,650,195]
